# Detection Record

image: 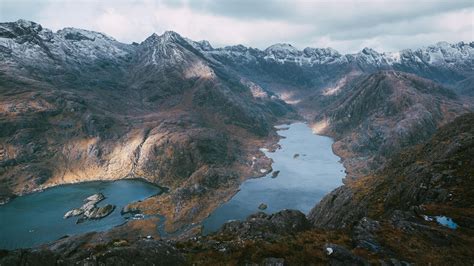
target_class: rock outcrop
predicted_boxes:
[218,210,311,240]
[63,193,115,222]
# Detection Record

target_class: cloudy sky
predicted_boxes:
[1,0,473,53]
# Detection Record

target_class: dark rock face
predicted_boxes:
[308,186,363,229]
[219,210,311,240]
[352,217,382,253]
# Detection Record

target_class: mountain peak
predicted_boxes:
[0,19,44,39]
[57,27,115,42]
[360,47,380,56]
[14,19,41,30]
[163,30,181,39]
[265,43,299,53]
[142,30,184,46]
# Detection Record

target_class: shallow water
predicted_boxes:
[0,179,161,250]
[202,122,345,234]
[423,215,458,229]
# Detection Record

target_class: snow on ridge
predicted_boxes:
[265,43,299,53]
[57,27,117,42]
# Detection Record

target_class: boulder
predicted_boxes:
[258,203,268,210]
[324,244,367,265]
[219,210,310,240]
[63,208,83,219]
[85,204,115,219]
[84,193,105,203]
[352,217,382,253]
[271,170,280,178]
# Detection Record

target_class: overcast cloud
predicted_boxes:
[0,0,473,53]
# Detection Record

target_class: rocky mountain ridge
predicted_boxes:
[190,37,473,91]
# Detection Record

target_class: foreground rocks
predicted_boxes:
[63,193,115,223]
[219,210,311,240]
[0,239,185,266]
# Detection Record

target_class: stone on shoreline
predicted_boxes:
[258,203,268,210]
[121,203,141,215]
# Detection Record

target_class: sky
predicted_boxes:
[1,0,473,53]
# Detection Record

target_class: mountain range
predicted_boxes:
[0,20,473,264]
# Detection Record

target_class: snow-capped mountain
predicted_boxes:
[0,20,131,66]
[186,36,474,91]
[191,39,474,70]
[2,19,472,93]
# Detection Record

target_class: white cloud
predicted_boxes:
[2,0,473,53]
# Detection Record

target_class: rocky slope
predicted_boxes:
[311,71,470,178]
[0,20,294,231]
[308,112,474,264]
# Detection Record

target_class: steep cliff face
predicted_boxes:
[311,71,470,178]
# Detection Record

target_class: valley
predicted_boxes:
[0,19,473,265]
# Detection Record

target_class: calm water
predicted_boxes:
[202,122,345,233]
[0,179,161,250]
